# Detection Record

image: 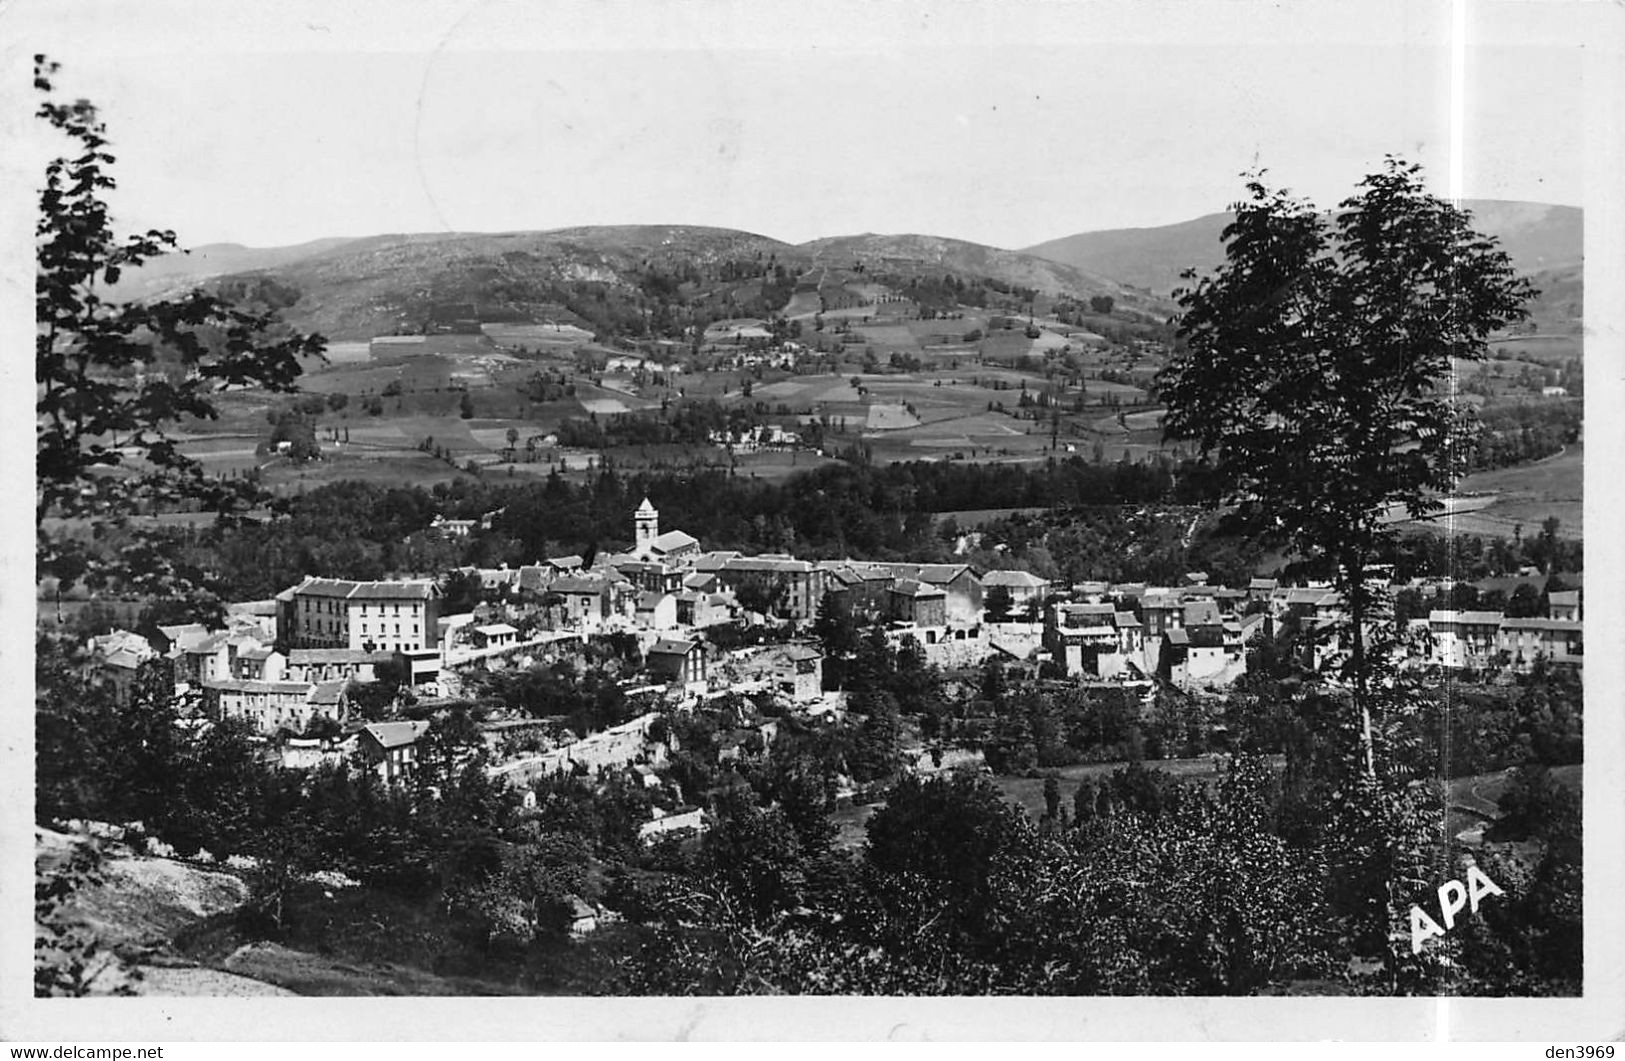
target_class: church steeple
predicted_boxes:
[634,497,659,557]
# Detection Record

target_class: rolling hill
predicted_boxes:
[799,232,1133,303]
[1023,200,1583,296]
[120,226,800,339]
[108,198,1572,342]
[114,225,1163,340]
[107,236,369,303]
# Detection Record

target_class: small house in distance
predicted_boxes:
[889,578,947,627]
[1547,589,1581,623]
[357,720,432,784]
[472,622,519,650]
[646,637,708,689]
[769,644,825,703]
[981,569,1050,619]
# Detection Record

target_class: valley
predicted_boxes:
[116,205,1581,540]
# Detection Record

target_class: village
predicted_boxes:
[80,497,1584,851]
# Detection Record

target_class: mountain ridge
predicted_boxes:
[106,199,1580,339]
[1022,200,1583,295]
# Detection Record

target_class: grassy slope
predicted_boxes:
[1398,443,1583,540]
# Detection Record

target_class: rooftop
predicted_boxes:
[980,569,1049,588]
[1500,618,1583,632]
[202,678,312,694]
[292,577,439,601]
[551,576,609,594]
[288,648,393,664]
[309,680,349,705]
[723,556,813,574]
[362,720,432,749]
[1429,610,1506,626]
[652,530,699,552]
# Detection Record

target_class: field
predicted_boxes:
[146,292,1581,501]
[1485,335,1581,363]
[1396,443,1583,540]
[865,403,921,430]
[481,322,595,346]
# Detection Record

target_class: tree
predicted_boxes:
[865,773,1033,947]
[812,590,860,663]
[36,837,139,996]
[1072,779,1096,825]
[984,584,1014,623]
[1042,776,1062,820]
[1156,159,1533,776]
[731,573,786,618]
[1504,582,1543,619]
[35,57,325,595]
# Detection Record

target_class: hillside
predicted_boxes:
[107,236,371,302]
[111,224,1170,341]
[1022,213,1232,296]
[798,232,1137,305]
[174,226,798,339]
[1024,200,1584,296]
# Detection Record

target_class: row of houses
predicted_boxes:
[1421,610,1583,672]
[81,497,1584,743]
[1043,598,1262,690]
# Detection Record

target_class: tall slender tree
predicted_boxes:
[1156,160,1534,978]
[1156,158,1534,776]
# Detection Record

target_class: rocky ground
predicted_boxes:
[36,827,290,996]
[37,826,513,996]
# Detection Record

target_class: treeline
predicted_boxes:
[1469,402,1582,471]
[422,264,793,347]
[488,456,1209,564]
[959,503,1266,588]
[1387,517,1582,582]
[897,273,997,313]
[97,448,1581,614]
[967,505,1582,597]
[554,400,771,450]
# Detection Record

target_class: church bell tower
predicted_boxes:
[634,497,659,558]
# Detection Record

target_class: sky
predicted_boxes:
[5,0,1596,250]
